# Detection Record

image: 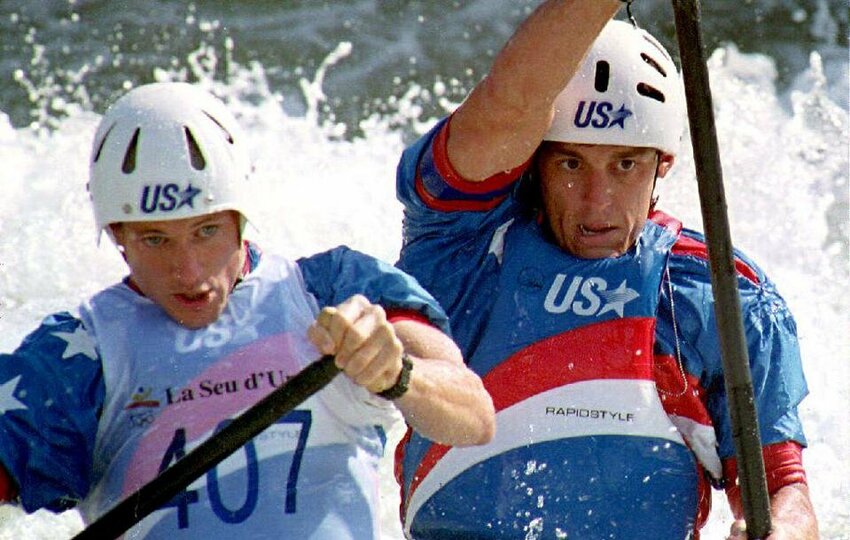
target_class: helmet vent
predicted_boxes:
[642,33,674,64]
[92,123,115,163]
[637,83,665,103]
[203,111,234,144]
[121,128,140,174]
[594,61,610,92]
[184,127,207,170]
[640,53,667,78]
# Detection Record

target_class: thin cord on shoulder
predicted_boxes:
[658,264,689,398]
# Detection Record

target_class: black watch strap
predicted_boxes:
[377,353,413,400]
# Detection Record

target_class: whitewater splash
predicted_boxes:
[0,40,847,540]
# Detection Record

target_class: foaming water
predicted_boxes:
[656,45,849,540]
[0,44,847,540]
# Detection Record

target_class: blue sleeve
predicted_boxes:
[396,118,526,353]
[296,246,451,335]
[396,117,522,248]
[0,312,105,512]
[661,234,809,459]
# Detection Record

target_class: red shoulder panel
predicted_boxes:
[671,234,761,285]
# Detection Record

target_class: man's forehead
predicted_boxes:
[120,210,236,233]
[543,142,657,158]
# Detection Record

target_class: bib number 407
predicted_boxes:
[158,409,312,528]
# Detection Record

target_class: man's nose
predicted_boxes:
[171,244,204,288]
[582,172,614,207]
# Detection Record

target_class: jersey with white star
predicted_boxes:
[0,243,450,536]
[394,119,810,538]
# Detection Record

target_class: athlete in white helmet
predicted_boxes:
[89,82,255,245]
[0,82,494,539]
[394,1,818,538]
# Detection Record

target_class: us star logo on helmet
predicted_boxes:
[606,105,633,129]
[573,101,633,130]
[140,182,203,214]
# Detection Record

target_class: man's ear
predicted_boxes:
[656,152,675,178]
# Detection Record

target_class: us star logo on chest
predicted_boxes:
[543,275,640,317]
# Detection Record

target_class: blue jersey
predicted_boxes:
[394,118,809,539]
[0,244,448,540]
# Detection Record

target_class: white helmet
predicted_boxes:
[88,82,253,243]
[544,20,684,155]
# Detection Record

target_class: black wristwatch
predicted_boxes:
[377,353,413,400]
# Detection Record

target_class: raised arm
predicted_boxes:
[448,0,622,181]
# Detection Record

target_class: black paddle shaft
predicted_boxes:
[671,1,772,537]
[72,355,339,540]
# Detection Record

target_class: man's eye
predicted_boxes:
[142,236,165,247]
[561,158,581,171]
[619,159,636,171]
[199,225,219,238]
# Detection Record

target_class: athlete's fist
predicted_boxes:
[308,294,404,394]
